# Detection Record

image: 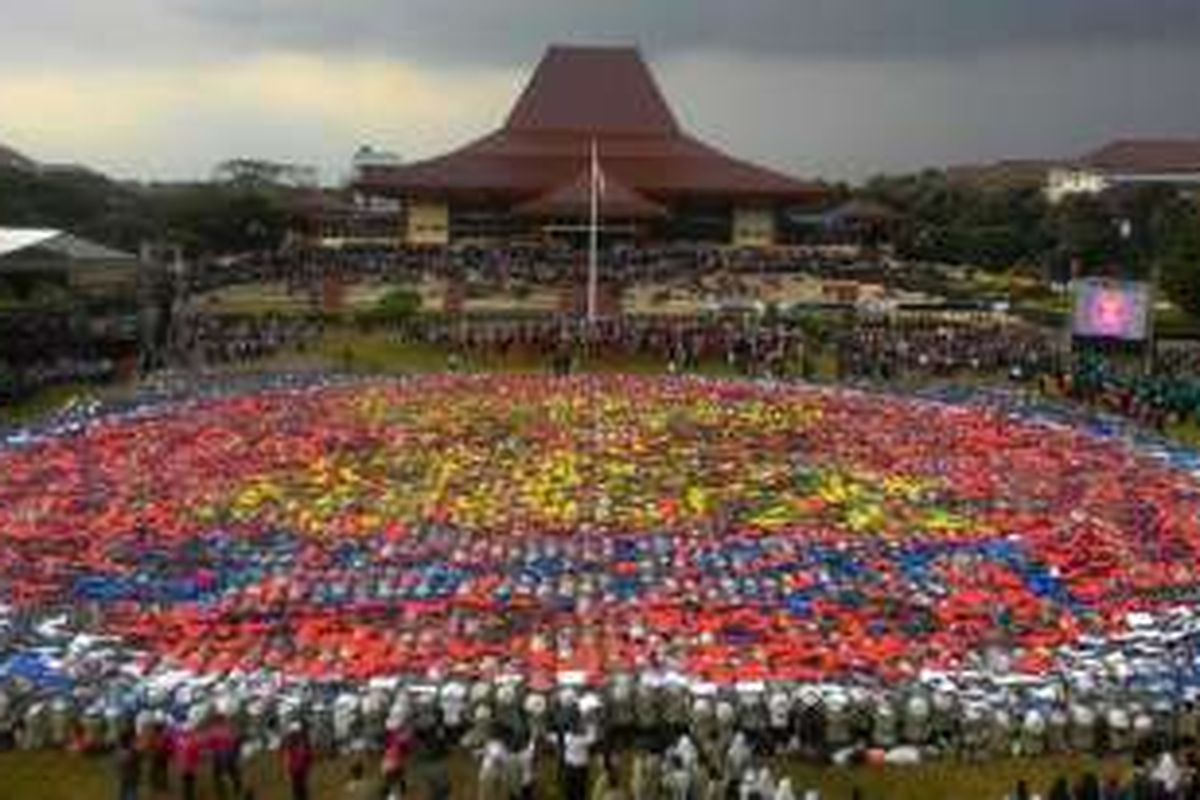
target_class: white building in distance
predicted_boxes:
[1047,139,1200,203]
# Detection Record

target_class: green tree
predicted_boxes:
[1158,200,1200,316]
[861,171,1051,270]
[158,184,291,256]
[0,165,296,256]
[359,287,423,326]
[1046,195,1120,278]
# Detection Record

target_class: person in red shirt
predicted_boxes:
[283,726,314,800]
[381,723,413,798]
[175,724,202,800]
[208,713,243,800]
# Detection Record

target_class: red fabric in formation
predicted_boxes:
[0,376,1197,684]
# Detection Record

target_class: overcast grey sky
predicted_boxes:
[2,0,1198,183]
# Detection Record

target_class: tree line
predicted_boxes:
[863,170,1200,313]
[0,166,292,258]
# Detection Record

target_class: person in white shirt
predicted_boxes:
[662,752,693,800]
[739,759,774,800]
[670,733,700,773]
[477,725,512,800]
[562,720,597,800]
[724,733,752,788]
[1152,751,1183,795]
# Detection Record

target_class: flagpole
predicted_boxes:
[587,137,599,324]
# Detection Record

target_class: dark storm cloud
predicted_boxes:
[2,0,1200,181]
[187,0,1200,64]
[660,44,1200,181]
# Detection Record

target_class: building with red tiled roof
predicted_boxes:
[355,45,824,247]
[1082,140,1200,174]
[1046,138,1200,203]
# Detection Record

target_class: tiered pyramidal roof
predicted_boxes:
[357,46,821,211]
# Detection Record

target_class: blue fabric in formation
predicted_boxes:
[0,653,73,691]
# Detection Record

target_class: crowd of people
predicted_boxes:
[10,296,1200,450]
[5,374,1200,772]
[833,317,1061,383]
[185,244,892,296]
[386,315,815,379]
[168,313,325,370]
[0,311,127,404]
[1057,349,1200,432]
[151,304,1200,438]
[1008,755,1200,800]
[17,684,1200,800]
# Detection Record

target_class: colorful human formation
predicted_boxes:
[2,375,1199,687]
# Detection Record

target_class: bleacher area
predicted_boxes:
[186,244,947,318]
[188,244,896,291]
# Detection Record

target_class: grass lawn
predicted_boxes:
[196,282,438,316]
[0,748,1134,800]
[196,283,317,315]
[0,383,108,427]
[1167,418,1200,448]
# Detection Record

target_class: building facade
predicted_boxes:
[353,46,824,248]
